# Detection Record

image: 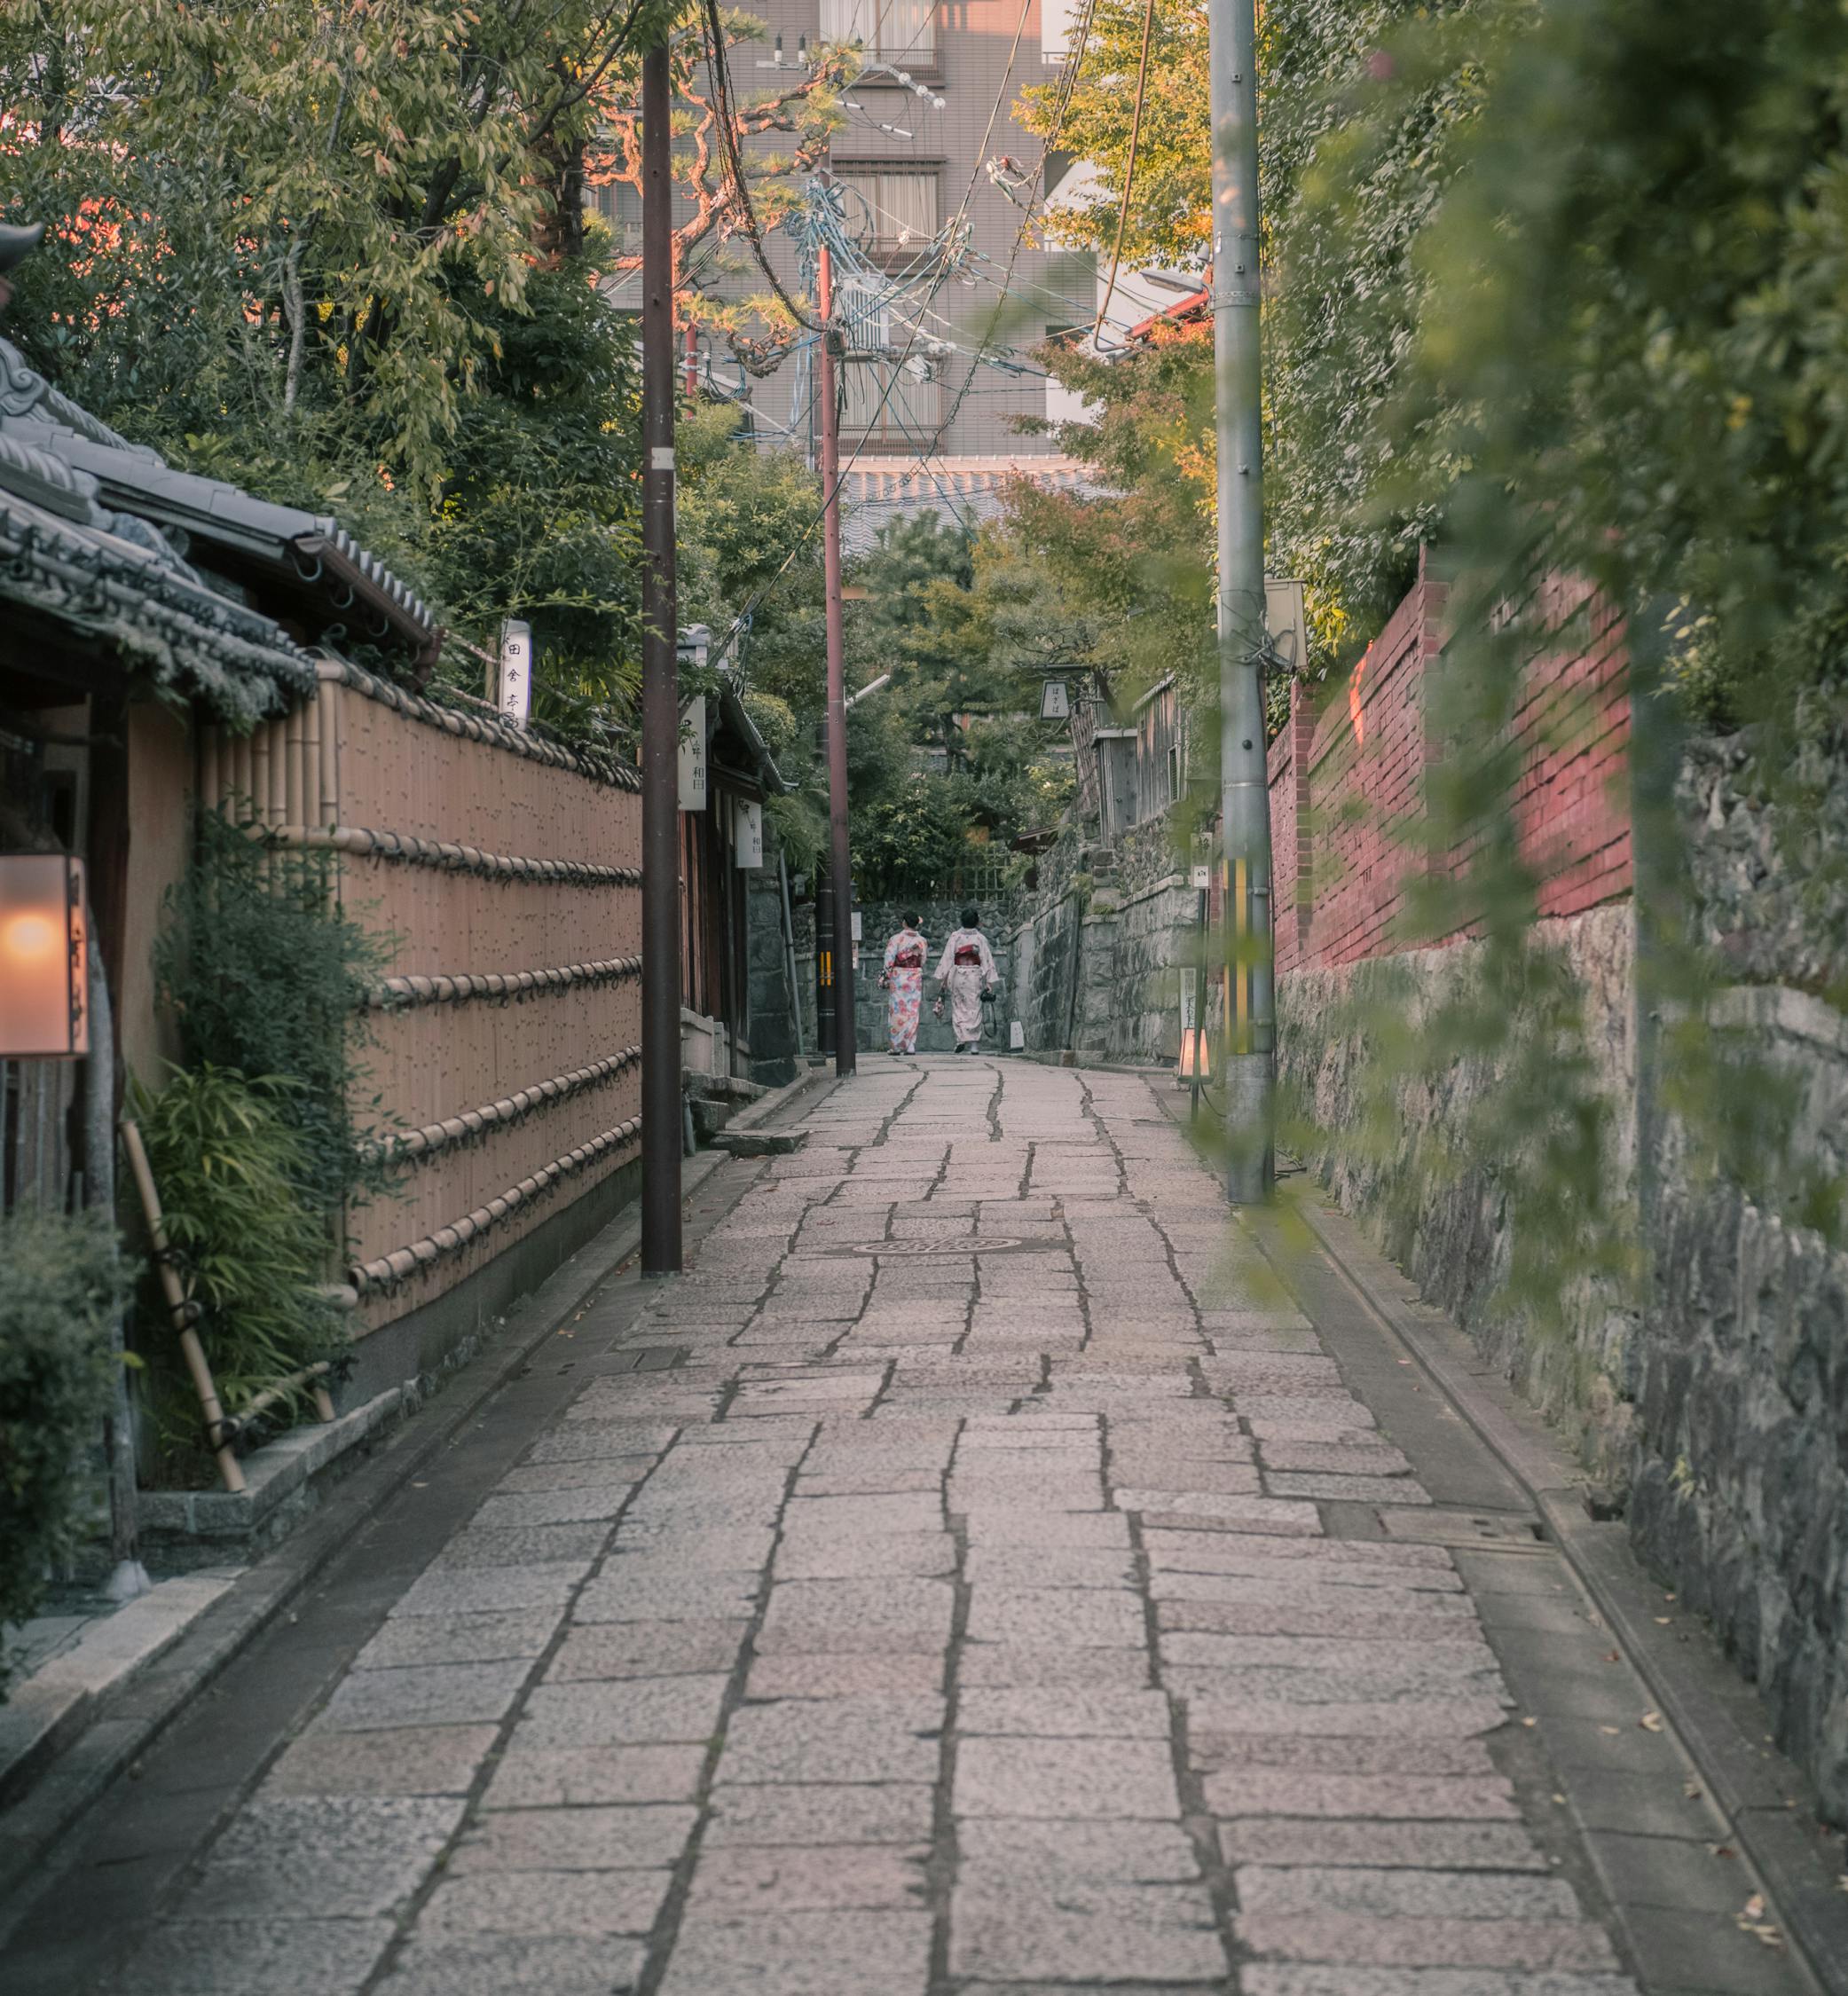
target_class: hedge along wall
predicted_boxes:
[1268,554,1640,1477]
[200,662,642,1366]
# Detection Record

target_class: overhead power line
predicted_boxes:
[1093,0,1159,339]
[700,0,826,332]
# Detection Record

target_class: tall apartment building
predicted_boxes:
[594,0,1113,546]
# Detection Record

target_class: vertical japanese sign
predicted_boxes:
[497,618,532,728]
[678,695,708,811]
[734,798,764,867]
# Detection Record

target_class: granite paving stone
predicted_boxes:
[481,1744,707,1809]
[1220,1820,1556,1871]
[416,1867,672,1937]
[954,1734,1181,1818]
[312,1659,531,1733]
[373,1935,649,1995]
[93,1058,1799,1996]
[129,1918,395,1995]
[657,1908,933,1996]
[350,1609,561,1670]
[177,1795,467,1921]
[702,1780,939,1845]
[447,1804,696,1873]
[267,1725,499,1797]
[1235,1865,1584,1921]
[516,1673,728,1746]
[1235,1910,1619,1972]
[964,1585,1148,1648]
[683,1843,930,1911]
[544,1616,749,1680]
[719,1694,945,1783]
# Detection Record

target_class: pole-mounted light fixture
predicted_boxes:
[0,853,89,1058]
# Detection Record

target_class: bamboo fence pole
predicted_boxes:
[250,725,270,828]
[234,1360,334,1426]
[317,670,341,829]
[299,686,320,837]
[200,722,222,821]
[120,1118,247,1495]
[285,703,305,834]
[267,715,287,829]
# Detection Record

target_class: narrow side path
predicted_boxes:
[1,1057,1812,1995]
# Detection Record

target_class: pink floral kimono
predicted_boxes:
[880,923,928,1054]
[932,925,997,1049]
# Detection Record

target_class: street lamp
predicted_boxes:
[0,853,89,1058]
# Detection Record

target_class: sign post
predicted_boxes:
[496,618,532,728]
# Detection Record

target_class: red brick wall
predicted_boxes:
[1267,554,1632,974]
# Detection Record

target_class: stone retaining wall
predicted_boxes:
[1278,722,1848,1826]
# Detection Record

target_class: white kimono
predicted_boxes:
[933,926,997,1045]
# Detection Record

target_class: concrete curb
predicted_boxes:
[0,1148,738,1909]
[0,1573,238,1813]
[1284,1186,1848,1996]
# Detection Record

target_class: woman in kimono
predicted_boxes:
[880,912,928,1056]
[932,905,998,1053]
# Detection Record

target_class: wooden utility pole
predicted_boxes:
[816,242,857,1077]
[1209,0,1275,1202]
[640,40,683,1273]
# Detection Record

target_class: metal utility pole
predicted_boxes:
[640,40,682,1274]
[1209,0,1275,1202]
[816,241,857,1077]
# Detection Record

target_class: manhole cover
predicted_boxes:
[798,1237,1064,1260]
[1378,1507,1548,1552]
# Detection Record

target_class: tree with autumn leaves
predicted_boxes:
[0,1,848,719]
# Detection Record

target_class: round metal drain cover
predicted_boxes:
[803,1236,1061,1259]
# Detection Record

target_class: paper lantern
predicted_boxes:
[0,854,89,1057]
[1176,1027,1211,1079]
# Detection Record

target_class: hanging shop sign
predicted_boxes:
[496,618,532,728]
[1040,678,1071,721]
[0,853,89,1058]
[735,798,764,868]
[678,695,708,812]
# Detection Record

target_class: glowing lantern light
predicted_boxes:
[1177,1027,1211,1080]
[0,854,89,1057]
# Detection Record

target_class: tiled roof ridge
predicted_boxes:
[0,478,318,724]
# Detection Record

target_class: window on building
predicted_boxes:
[820,0,936,66]
[1040,0,1077,61]
[840,352,940,450]
[582,177,641,254]
[834,165,940,256]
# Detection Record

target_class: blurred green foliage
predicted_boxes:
[0,1209,125,1687]
[129,1066,350,1484]
[154,813,395,1228]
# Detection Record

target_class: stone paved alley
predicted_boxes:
[1,1058,1820,1995]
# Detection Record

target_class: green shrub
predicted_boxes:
[155,810,394,1222]
[0,1209,126,1690]
[130,1065,349,1484]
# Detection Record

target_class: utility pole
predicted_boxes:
[640,40,682,1274]
[817,240,857,1077]
[1209,0,1275,1202]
